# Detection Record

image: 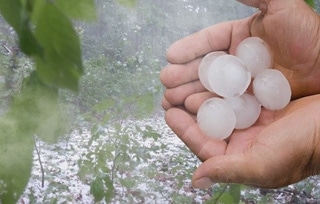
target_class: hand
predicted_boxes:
[160,0,320,188]
[165,94,320,189]
[161,0,320,110]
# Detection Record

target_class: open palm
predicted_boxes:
[165,94,320,188]
[160,0,320,189]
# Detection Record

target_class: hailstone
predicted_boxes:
[224,93,261,129]
[253,69,291,110]
[207,55,251,98]
[199,51,226,92]
[197,97,236,140]
[196,37,292,137]
[235,37,272,77]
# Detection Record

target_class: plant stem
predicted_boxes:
[34,136,45,188]
[213,184,228,204]
[111,152,121,183]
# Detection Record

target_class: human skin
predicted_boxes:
[160,0,320,188]
[236,0,267,11]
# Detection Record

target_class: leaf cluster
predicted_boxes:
[78,121,161,202]
[0,0,95,203]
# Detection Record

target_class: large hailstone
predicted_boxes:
[253,69,291,110]
[235,37,272,77]
[207,55,251,98]
[198,51,226,92]
[224,93,261,129]
[197,97,236,140]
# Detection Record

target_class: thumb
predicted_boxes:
[192,153,276,189]
[236,0,268,13]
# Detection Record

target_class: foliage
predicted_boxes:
[0,71,68,202]
[0,0,91,90]
[21,116,320,203]
[76,116,206,203]
[34,4,83,91]
[77,90,158,202]
[206,184,241,204]
[0,0,95,202]
[305,0,315,7]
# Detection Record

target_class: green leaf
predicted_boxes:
[28,0,45,23]
[0,0,43,57]
[0,0,92,202]
[305,0,315,8]
[90,178,105,202]
[55,0,96,21]
[209,184,241,204]
[229,184,241,203]
[35,2,83,91]
[0,0,22,33]
[93,99,116,112]
[136,93,154,118]
[12,72,65,143]
[102,114,112,124]
[0,119,34,204]
[119,178,135,189]
[144,131,161,141]
[0,61,66,204]
[103,176,115,203]
[19,20,43,56]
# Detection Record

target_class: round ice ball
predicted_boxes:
[253,69,291,110]
[224,93,261,129]
[199,51,227,92]
[207,55,251,98]
[235,37,272,77]
[197,97,236,140]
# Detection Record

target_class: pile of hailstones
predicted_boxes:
[197,37,291,140]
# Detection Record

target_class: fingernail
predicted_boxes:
[194,177,214,189]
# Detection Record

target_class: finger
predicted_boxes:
[192,154,271,189]
[192,141,299,189]
[166,18,253,64]
[165,108,227,161]
[184,92,216,114]
[236,0,261,7]
[161,97,172,110]
[164,80,206,106]
[192,109,314,189]
[192,144,289,189]
[166,22,233,64]
[236,0,268,11]
[160,58,201,88]
[192,129,275,188]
